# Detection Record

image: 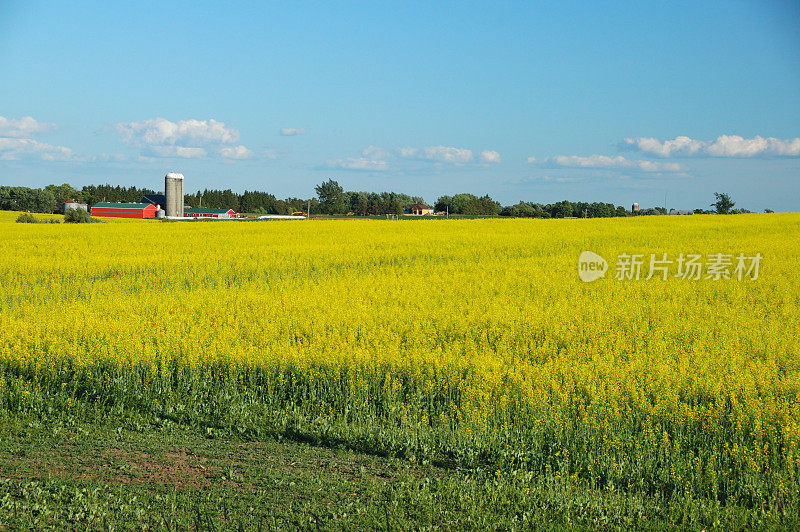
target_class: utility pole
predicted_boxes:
[307,199,311,219]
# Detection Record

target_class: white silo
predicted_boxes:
[165,172,185,218]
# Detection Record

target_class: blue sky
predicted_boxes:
[1,0,798,211]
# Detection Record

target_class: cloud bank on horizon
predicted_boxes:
[621,135,800,158]
[2,113,798,187]
[529,154,686,174]
[524,134,800,179]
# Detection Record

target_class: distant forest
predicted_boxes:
[1,181,669,218]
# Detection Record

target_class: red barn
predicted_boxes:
[91,202,157,219]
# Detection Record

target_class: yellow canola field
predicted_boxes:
[1,211,799,506]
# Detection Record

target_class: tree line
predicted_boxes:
[312,180,627,217]
[1,181,754,217]
[0,184,160,214]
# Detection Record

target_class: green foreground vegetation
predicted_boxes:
[1,362,795,530]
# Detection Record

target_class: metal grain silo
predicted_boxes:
[165,172,185,218]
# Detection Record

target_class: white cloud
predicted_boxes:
[636,160,684,172]
[537,154,685,173]
[116,117,240,146]
[91,153,128,162]
[398,145,474,164]
[0,137,73,161]
[622,135,800,158]
[511,175,587,184]
[115,117,258,159]
[0,115,74,161]
[322,146,393,171]
[397,147,419,158]
[706,135,800,157]
[621,136,704,157]
[219,145,254,159]
[551,154,629,168]
[325,157,388,171]
[280,127,306,136]
[146,146,207,159]
[361,145,392,160]
[325,144,495,171]
[480,150,502,163]
[0,115,55,137]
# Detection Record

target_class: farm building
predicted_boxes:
[184,207,242,219]
[407,203,434,216]
[141,194,190,213]
[91,202,157,219]
[141,194,166,206]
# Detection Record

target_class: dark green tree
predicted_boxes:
[45,183,81,209]
[712,192,735,214]
[435,193,500,215]
[551,200,574,218]
[315,179,346,214]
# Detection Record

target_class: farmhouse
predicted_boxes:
[407,203,434,216]
[91,202,157,219]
